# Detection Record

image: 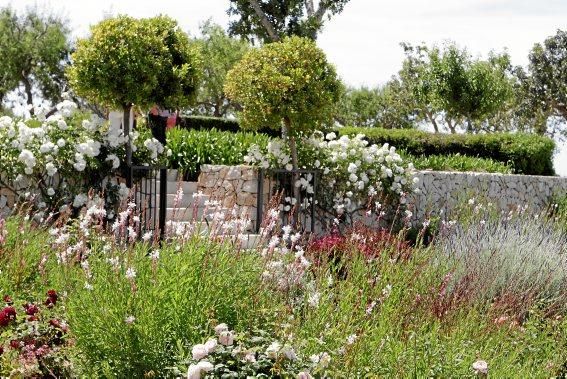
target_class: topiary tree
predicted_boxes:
[224,36,342,171]
[67,15,202,165]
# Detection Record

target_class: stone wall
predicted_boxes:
[197,164,270,224]
[197,165,567,227]
[410,170,567,221]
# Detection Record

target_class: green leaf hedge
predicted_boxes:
[337,127,556,176]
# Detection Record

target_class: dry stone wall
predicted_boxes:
[198,165,567,227]
[197,164,270,224]
[409,170,567,221]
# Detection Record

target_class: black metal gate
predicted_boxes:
[123,111,168,241]
[256,168,318,233]
[125,165,167,241]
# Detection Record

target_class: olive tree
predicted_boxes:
[0,6,71,112]
[224,36,341,170]
[67,15,202,164]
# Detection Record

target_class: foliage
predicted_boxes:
[0,291,74,377]
[405,153,513,174]
[244,132,417,220]
[178,115,240,132]
[397,42,515,133]
[173,325,322,378]
[524,29,567,136]
[0,99,166,214]
[2,201,567,377]
[177,115,280,137]
[334,84,415,129]
[225,36,342,137]
[338,127,556,176]
[166,128,271,180]
[0,6,70,110]
[188,20,250,117]
[68,15,202,110]
[227,0,351,42]
[436,206,567,315]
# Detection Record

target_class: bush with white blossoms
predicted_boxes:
[0,99,168,215]
[245,132,418,221]
[172,323,330,378]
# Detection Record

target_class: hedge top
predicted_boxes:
[338,127,556,176]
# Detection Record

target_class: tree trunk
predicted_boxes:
[123,105,133,188]
[213,98,222,117]
[447,119,456,134]
[426,111,439,133]
[21,74,34,116]
[248,0,280,42]
[284,117,301,227]
[284,117,298,171]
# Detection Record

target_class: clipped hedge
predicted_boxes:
[338,127,555,176]
[403,153,513,174]
[177,115,280,137]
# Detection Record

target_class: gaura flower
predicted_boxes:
[472,360,488,375]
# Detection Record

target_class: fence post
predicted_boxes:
[311,171,317,233]
[256,169,264,232]
[159,168,167,241]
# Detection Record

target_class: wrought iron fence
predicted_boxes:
[256,168,318,233]
[125,165,167,241]
[122,113,168,241]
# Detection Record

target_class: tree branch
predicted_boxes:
[313,1,329,23]
[305,0,315,16]
[248,0,280,42]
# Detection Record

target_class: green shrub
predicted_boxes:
[66,238,274,377]
[338,127,556,175]
[404,152,513,173]
[166,128,271,180]
[178,115,281,137]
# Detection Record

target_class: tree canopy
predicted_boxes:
[520,29,567,136]
[334,84,415,129]
[227,0,350,42]
[67,15,202,111]
[397,42,514,133]
[188,20,250,117]
[225,36,342,169]
[0,6,70,112]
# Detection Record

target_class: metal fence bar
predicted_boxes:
[256,168,319,234]
[256,169,264,232]
[159,168,167,241]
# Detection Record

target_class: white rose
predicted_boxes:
[191,344,208,360]
[204,338,217,353]
[218,331,234,346]
[214,323,228,335]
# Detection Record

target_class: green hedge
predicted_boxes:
[166,128,271,180]
[177,116,281,137]
[404,153,513,174]
[338,127,555,176]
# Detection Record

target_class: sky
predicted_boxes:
[4,0,567,173]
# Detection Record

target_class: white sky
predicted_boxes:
[4,0,567,174]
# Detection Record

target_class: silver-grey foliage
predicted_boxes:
[435,213,567,310]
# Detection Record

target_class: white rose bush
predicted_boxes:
[0,100,167,216]
[244,131,418,225]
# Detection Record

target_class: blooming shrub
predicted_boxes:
[0,291,73,378]
[245,132,418,222]
[172,323,330,378]
[0,98,168,216]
